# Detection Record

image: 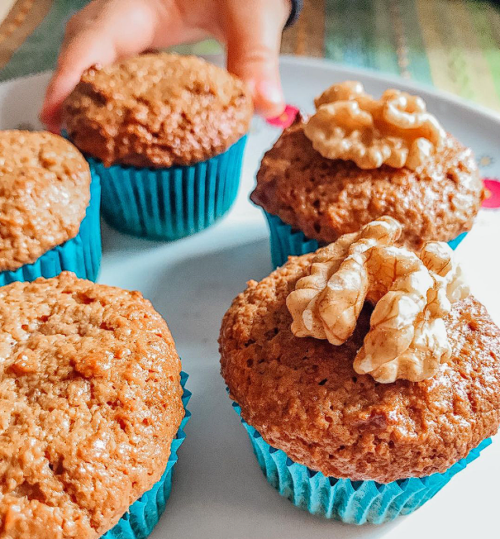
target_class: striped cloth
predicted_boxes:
[283,0,500,111]
[1,0,500,111]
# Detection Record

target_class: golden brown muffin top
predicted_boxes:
[0,131,91,272]
[220,254,500,483]
[0,273,184,538]
[63,53,253,167]
[252,117,484,250]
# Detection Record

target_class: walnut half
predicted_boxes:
[303,81,446,170]
[286,217,469,384]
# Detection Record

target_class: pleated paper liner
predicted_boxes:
[90,135,247,241]
[264,211,469,268]
[103,371,191,539]
[0,174,102,285]
[232,401,491,525]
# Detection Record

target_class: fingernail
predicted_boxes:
[258,80,284,105]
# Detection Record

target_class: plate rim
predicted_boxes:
[2,55,500,131]
[279,54,500,127]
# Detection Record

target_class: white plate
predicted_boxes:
[0,57,499,539]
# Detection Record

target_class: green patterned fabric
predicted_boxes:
[323,0,500,110]
[325,0,433,84]
[0,0,221,82]
[0,0,88,82]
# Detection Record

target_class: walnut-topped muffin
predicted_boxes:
[0,272,184,538]
[252,82,484,253]
[63,53,253,168]
[0,131,91,272]
[220,217,500,523]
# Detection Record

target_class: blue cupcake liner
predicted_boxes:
[232,401,491,524]
[264,211,469,268]
[89,136,247,241]
[103,371,191,539]
[0,174,102,285]
[447,232,468,250]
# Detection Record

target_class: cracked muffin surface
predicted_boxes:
[63,53,253,167]
[0,272,184,538]
[220,253,500,483]
[0,131,90,272]
[252,117,483,250]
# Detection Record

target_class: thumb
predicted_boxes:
[224,0,289,118]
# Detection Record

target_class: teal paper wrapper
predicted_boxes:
[90,136,247,240]
[264,211,468,268]
[0,174,102,285]
[103,371,191,539]
[232,401,491,525]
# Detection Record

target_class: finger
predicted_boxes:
[224,0,289,117]
[41,33,117,132]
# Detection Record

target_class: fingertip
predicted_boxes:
[40,107,62,134]
[40,62,84,131]
[40,82,65,132]
[40,33,110,131]
[40,93,58,132]
[253,79,286,118]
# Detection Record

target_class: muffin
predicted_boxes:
[0,131,101,284]
[220,217,500,524]
[251,82,484,267]
[63,52,253,240]
[0,272,190,538]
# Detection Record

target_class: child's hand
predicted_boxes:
[41,0,290,132]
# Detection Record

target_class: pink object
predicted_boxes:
[266,105,299,129]
[482,179,500,209]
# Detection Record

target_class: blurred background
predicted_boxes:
[1,0,500,111]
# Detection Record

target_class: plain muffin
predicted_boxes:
[220,252,500,484]
[0,272,184,538]
[0,131,90,272]
[63,53,253,167]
